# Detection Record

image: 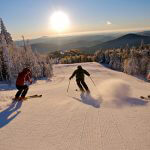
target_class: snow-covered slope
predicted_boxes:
[0,62,150,150]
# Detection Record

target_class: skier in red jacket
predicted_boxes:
[15,68,32,100]
[147,70,150,81]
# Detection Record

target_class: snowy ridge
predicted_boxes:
[0,62,150,150]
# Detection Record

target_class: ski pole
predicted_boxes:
[67,80,71,93]
[89,76,96,87]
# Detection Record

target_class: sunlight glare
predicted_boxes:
[50,11,70,33]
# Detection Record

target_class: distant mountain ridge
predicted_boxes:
[90,33,150,52]
[26,34,118,53]
[31,40,104,53]
[137,31,150,36]
[16,34,117,46]
[16,32,150,54]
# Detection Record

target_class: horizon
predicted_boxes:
[15,28,150,42]
[0,0,150,40]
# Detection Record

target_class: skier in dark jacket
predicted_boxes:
[15,68,32,100]
[69,65,90,93]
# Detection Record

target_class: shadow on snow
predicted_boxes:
[72,94,101,108]
[72,95,148,108]
[103,97,149,108]
[0,101,22,128]
[120,97,148,107]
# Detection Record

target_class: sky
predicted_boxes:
[0,0,150,40]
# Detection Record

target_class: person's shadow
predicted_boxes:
[0,100,22,128]
[72,94,101,108]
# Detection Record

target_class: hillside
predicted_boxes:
[0,62,150,150]
[90,33,150,52]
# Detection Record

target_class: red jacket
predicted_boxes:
[147,73,150,81]
[16,70,32,86]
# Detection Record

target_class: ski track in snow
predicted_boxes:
[0,62,150,150]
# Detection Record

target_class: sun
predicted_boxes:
[50,11,70,33]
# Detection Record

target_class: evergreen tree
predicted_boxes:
[0,18,13,45]
[0,49,9,80]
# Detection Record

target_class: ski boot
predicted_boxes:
[12,96,20,101]
[19,96,26,101]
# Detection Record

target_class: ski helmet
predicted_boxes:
[23,67,30,73]
[77,65,82,69]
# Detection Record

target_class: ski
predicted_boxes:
[140,95,150,101]
[23,94,42,100]
[75,89,90,94]
[12,94,42,101]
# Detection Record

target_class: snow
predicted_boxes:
[0,62,150,150]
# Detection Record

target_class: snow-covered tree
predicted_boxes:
[95,45,150,79]
[0,18,53,83]
[0,18,13,45]
[0,32,13,82]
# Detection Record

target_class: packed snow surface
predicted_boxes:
[0,62,150,150]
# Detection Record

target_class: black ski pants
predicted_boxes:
[76,79,89,92]
[15,85,29,98]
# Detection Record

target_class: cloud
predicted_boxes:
[106,21,112,25]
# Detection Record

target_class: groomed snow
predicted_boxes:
[0,62,150,150]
